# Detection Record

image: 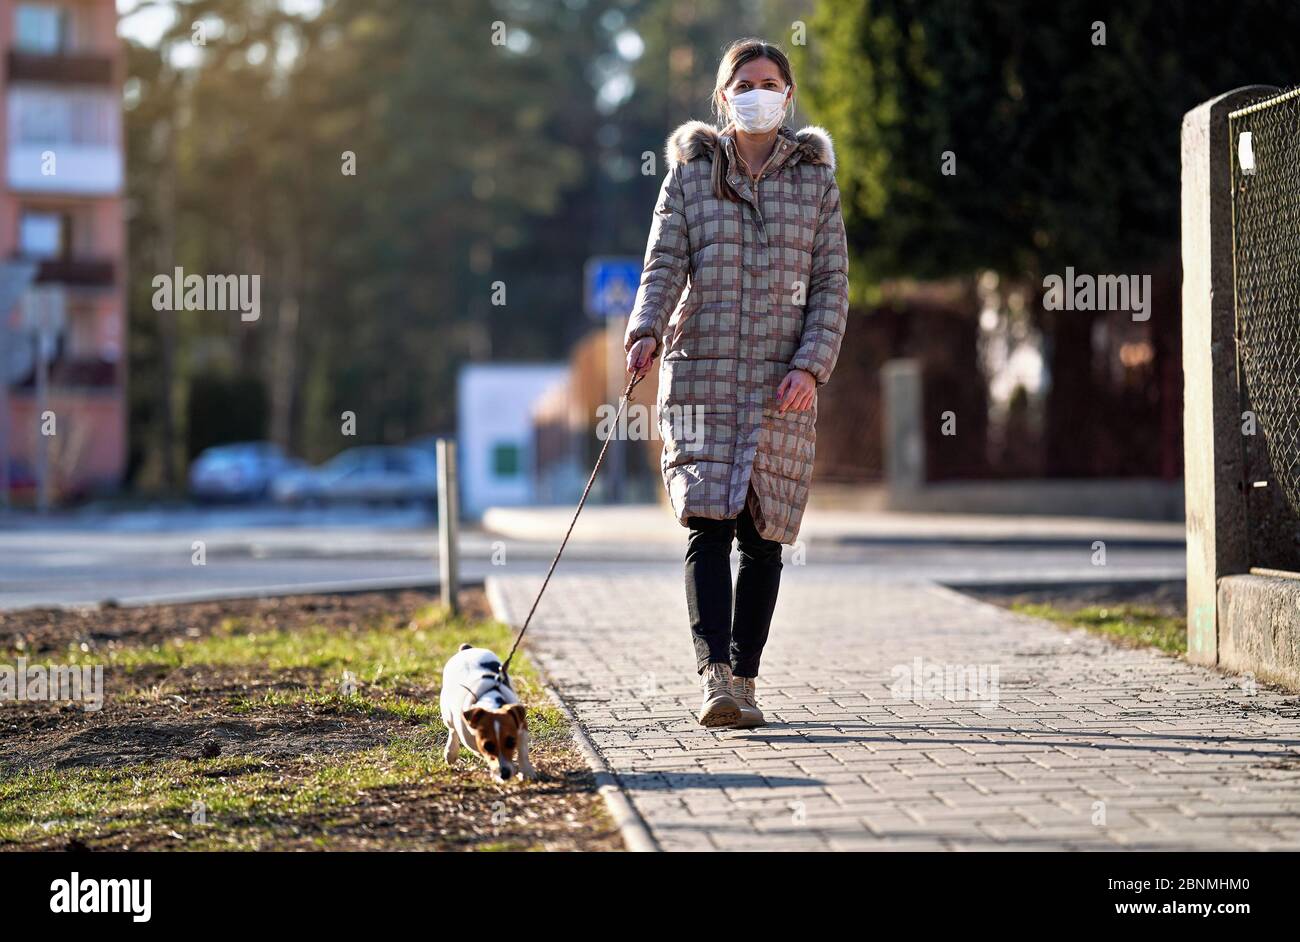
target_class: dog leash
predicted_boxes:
[499,369,644,677]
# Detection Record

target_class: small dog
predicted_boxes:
[441,644,536,782]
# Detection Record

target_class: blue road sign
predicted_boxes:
[585,256,642,320]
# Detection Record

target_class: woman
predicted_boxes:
[624,39,848,728]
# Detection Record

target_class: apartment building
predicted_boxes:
[0,0,125,502]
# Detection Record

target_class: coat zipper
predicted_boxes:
[749,143,780,228]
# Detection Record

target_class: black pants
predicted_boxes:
[685,503,783,678]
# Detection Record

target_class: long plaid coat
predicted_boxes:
[624,120,849,545]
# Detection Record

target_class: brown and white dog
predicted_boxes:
[441,644,536,782]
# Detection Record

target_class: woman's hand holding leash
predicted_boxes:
[627,337,656,378]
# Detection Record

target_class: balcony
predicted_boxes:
[28,258,115,287]
[10,357,118,389]
[8,144,123,196]
[8,50,114,84]
[6,83,123,195]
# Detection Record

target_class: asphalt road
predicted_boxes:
[0,505,1186,611]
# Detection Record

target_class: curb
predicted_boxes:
[484,576,659,853]
[5,575,476,613]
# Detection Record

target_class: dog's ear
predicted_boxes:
[507,704,527,731]
[462,707,486,727]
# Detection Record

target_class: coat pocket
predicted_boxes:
[661,406,734,470]
[755,409,816,483]
[659,356,738,410]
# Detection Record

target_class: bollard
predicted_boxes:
[436,438,460,615]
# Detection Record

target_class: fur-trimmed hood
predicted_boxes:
[665,119,836,172]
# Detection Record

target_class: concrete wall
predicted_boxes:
[1219,574,1300,689]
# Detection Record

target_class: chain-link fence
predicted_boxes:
[1230,87,1300,571]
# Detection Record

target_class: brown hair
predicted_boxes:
[710,39,796,202]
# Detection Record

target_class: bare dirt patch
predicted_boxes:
[0,588,622,852]
[0,589,493,657]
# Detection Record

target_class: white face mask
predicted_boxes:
[728,87,788,133]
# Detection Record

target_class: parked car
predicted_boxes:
[270,446,438,506]
[189,442,302,501]
[4,458,36,501]
[406,435,442,456]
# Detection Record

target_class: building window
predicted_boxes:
[15,3,68,54]
[19,211,66,259]
[490,442,522,478]
[8,86,118,147]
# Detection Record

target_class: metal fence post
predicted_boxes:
[436,438,460,615]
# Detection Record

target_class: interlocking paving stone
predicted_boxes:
[489,570,1300,851]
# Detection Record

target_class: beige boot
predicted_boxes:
[698,663,740,727]
[732,675,765,728]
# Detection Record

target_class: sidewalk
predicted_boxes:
[489,569,1300,851]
